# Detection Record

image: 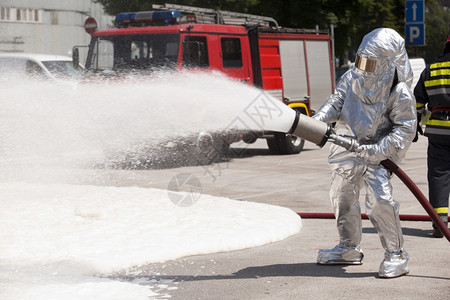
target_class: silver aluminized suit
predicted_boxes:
[313,28,416,278]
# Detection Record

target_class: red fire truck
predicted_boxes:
[74,3,335,157]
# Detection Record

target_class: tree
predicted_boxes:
[95,0,259,15]
[409,0,450,63]
[326,0,406,65]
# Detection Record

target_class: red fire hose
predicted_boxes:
[298,159,450,243]
[298,212,450,222]
[381,159,450,242]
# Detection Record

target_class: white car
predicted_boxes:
[409,57,426,89]
[0,52,82,82]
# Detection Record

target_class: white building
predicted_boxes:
[0,0,113,56]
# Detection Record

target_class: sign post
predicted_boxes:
[405,0,425,46]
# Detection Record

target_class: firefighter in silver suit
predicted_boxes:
[312,28,416,278]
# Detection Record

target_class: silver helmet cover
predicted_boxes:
[353,28,414,105]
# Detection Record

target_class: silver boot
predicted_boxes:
[317,243,364,265]
[379,248,409,278]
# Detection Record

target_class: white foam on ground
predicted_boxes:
[0,183,301,299]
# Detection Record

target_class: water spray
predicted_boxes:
[287,111,450,243]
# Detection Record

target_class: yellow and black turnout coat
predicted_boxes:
[414,52,450,144]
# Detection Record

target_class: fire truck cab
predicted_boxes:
[74,4,335,156]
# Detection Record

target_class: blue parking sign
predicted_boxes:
[405,23,425,46]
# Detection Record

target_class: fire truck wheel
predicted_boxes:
[267,132,304,154]
[242,134,258,144]
[282,134,305,154]
[266,137,282,154]
[221,142,231,154]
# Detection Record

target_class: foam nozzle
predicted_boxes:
[288,111,332,147]
[288,111,360,151]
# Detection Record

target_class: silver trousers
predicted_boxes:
[330,163,404,253]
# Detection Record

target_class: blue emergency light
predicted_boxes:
[115,10,183,27]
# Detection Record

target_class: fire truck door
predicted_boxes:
[219,36,251,84]
[304,40,333,110]
[279,40,333,111]
[279,40,309,102]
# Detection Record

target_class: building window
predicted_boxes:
[51,11,58,25]
[16,8,22,21]
[0,7,11,21]
[0,7,41,23]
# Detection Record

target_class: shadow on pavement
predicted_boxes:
[232,263,376,279]
[114,263,378,283]
[363,226,435,238]
[227,146,316,159]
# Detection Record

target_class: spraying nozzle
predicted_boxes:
[288,111,359,151]
[288,111,332,147]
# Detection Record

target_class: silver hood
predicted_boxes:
[353,28,414,104]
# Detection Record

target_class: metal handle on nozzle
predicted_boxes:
[328,133,360,152]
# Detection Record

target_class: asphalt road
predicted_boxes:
[79,136,449,299]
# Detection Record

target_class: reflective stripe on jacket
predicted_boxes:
[414,53,450,142]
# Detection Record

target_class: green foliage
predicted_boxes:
[95,0,260,15]
[95,0,448,64]
[412,0,450,62]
